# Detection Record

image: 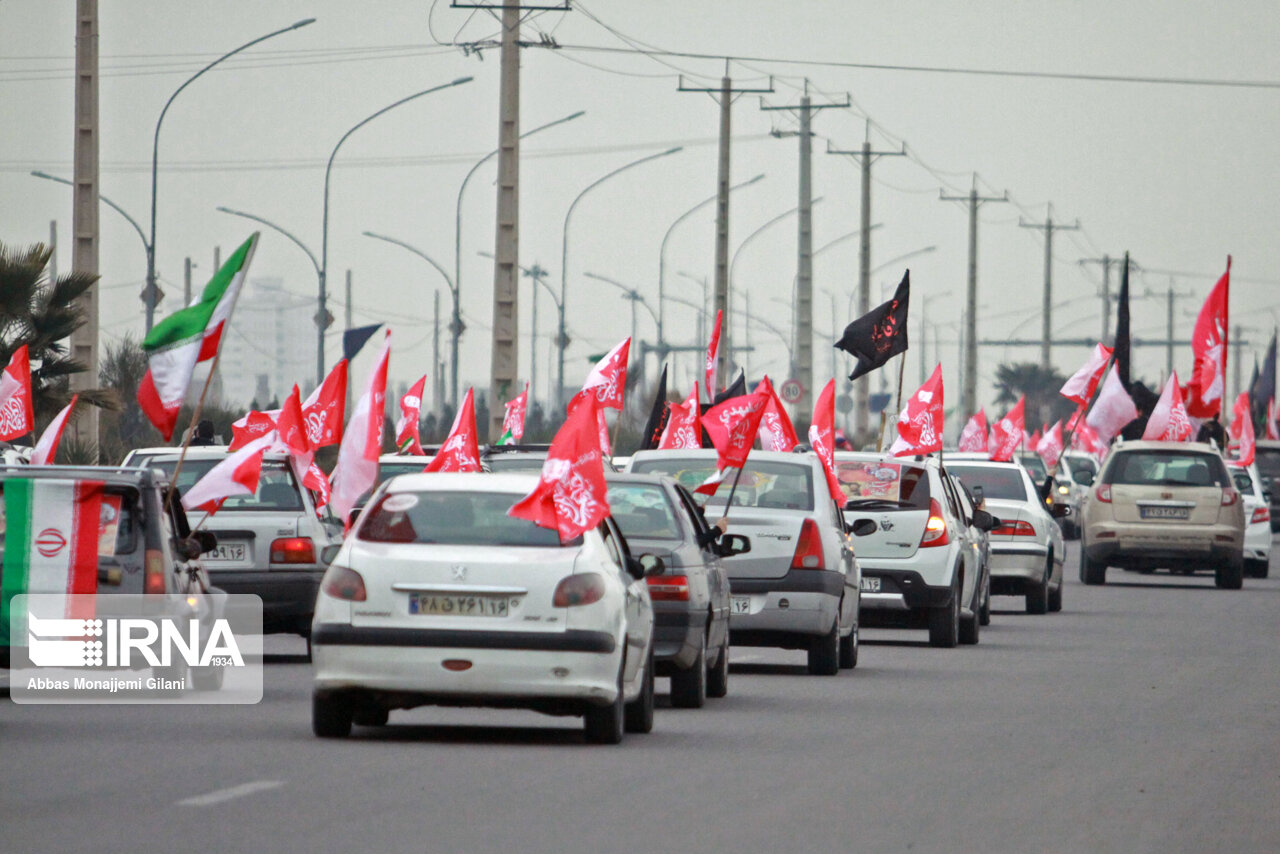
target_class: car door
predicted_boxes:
[674,483,730,650]
[599,517,651,685]
[937,468,977,607]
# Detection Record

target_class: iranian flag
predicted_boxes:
[137,233,259,440]
[1,478,104,636]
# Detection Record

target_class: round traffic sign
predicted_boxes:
[835,393,853,414]
[779,379,805,404]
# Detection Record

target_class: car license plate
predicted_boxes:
[1139,505,1191,520]
[203,542,247,563]
[409,593,510,617]
[861,577,881,593]
[730,595,751,615]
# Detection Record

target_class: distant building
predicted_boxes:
[215,277,313,410]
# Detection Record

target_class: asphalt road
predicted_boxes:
[3,541,1279,854]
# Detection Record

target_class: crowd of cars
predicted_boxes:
[0,432,1261,742]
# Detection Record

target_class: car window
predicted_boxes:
[1065,456,1098,480]
[1254,448,1280,478]
[947,465,1032,502]
[834,460,931,509]
[357,490,580,547]
[1103,451,1231,488]
[631,457,813,511]
[606,483,683,541]
[139,457,305,512]
[1232,471,1254,493]
[598,518,626,569]
[674,485,712,537]
[1018,454,1048,480]
[950,477,975,524]
[938,471,963,519]
[484,455,549,473]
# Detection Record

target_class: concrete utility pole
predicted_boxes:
[828,126,904,442]
[940,176,1008,422]
[760,81,847,431]
[183,257,193,307]
[48,221,57,285]
[523,263,550,411]
[678,67,773,385]
[70,0,99,449]
[345,269,354,414]
[1080,254,1124,344]
[1019,205,1080,371]
[432,290,442,414]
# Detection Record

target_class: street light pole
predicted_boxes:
[217,205,321,287]
[583,271,661,347]
[33,170,148,261]
[147,18,315,333]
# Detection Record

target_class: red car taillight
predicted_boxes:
[1096,484,1112,503]
[553,573,607,607]
[1221,488,1240,507]
[992,519,1037,537]
[646,574,690,601]
[1251,506,1270,524]
[790,519,826,569]
[144,548,166,594]
[270,537,315,564]
[321,565,366,601]
[919,499,950,548]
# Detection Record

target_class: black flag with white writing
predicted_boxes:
[835,270,910,380]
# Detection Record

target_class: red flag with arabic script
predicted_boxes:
[1142,372,1193,442]
[0,344,35,441]
[701,387,770,473]
[704,309,722,404]
[1060,343,1113,405]
[1186,258,1230,418]
[1227,391,1255,467]
[501,383,528,444]
[889,364,944,457]
[302,358,348,449]
[988,397,1026,462]
[807,378,844,499]
[425,387,482,473]
[958,409,988,453]
[395,375,427,454]
[757,375,800,452]
[1035,421,1064,470]
[582,337,630,411]
[658,386,702,450]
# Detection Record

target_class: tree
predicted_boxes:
[992,362,1074,426]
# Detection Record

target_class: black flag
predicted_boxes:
[342,323,383,363]
[1250,331,1276,418]
[835,270,910,380]
[639,364,669,451]
[700,369,746,448]
[1114,254,1131,389]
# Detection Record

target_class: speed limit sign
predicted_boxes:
[779,379,805,404]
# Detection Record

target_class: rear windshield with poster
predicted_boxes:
[834,460,931,510]
[629,458,814,511]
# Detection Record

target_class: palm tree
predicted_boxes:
[993,362,1073,427]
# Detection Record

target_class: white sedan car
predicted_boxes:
[311,473,656,744]
[1230,462,1272,578]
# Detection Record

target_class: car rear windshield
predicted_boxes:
[377,462,429,485]
[358,490,579,547]
[139,457,304,511]
[834,459,930,509]
[484,454,548,473]
[1017,454,1048,480]
[630,457,814,510]
[1103,451,1231,488]
[947,464,1031,502]
[1064,456,1098,480]
[606,483,682,541]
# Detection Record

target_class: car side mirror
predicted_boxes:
[637,553,666,577]
[972,509,996,532]
[717,533,751,557]
[848,518,878,537]
[348,507,362,528]
[1076,470,1094,487]
[625,556,650,581]
[970,485,984,505]
[1051,503,1072,519]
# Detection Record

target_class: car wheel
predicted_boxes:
[624,646,655,733]
[707,640,730,698]
[1047,578,1063,612]
[979,576,992,626]
[927,581,959,648]
[312,691,353,739]
[352,701,389,727]
[839,621,858,669]
[584,662,626,744]
[807,620,841,675]
[1215,557,1245,590]
[671,637,707,708]
[1245,558,1270,579]
[1081,545,1107,585]
[1026,558,1050,615]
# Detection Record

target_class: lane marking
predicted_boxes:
[177,780,284,807]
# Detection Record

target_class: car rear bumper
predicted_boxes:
[1244,524,1271,561]
[207,569,323,632]
[989,544,1050,592]
[727,569,845,645]
[1085,522,1243,568]
[856,567,952,613]
[652,607,708,671]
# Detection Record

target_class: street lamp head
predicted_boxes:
[451,76,475,86]
[290,18,317,29]
[662,146,684,156]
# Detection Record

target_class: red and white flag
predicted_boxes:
[1060,343,1114,405]
[1268,397,1279,440]
[395,375,427,454]
[1185,257,1230,418]
[567,390,613,457]
[501,383,529,445]
[889,364,944,457]
[303,462,331,512]
[229,410,278,450]
[508,394,611,542]
[181,435,271,515]
[302,358,348,448]
[658,386,701,450]
[808,379,844,499]
[273,385,311,458]
[696,386,770,495]
[1227,392,1255,467]
[988,397,1026,462]
[1086,368,1138,444]
[30,395,78,466]
[704,309,723,404]
[1142,372,1194,442]
[1035,421,1064,470]
[0,344,35,441]
[330,333,390,525]
[582,337,630,411]
[757,375,800,452]
[958,409,989,453]
[425,387,482,473]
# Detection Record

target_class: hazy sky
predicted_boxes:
[4,1,1279,426]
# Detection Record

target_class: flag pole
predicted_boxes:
[164,347,224,511]
[880,352,907,453]
[722,463,748,510]
[1054,356,1115,481]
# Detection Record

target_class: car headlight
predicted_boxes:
[1058,485,1070,495]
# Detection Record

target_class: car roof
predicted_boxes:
[1110,440,1221,454]
[605,472,674,487]
[632,448,819,466]
[944,457,1025,469]
[378,454,434,464]
[128,446,294,462]
[0,464,169,488]
[834,450,932,469]
[380,472,541,492]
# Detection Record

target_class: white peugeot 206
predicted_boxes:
[310,473,656,744]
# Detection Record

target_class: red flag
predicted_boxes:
[988,397,1025,462]
[1186,258,1230,418]
[425,387,482,473]
[229,410,278,451]
[757,375,800,452]
[329,334,390,524]
[582,337,630,411]
[302,358,348,449]
[658,386,701,449]
[701,387,770,473]
[395,375,427,454]
[1268,397,1279,441]
[303,462,331,511]
[1142,372,1193,442]
[704,309,722,404]
[889,364,944,457]
[30,394,78,465]
[1086,369,1138,444]
[508,394,611,542]
[0,344,35,440]
[1060,343,1114,405]
[1035,421,1064,470]
[1028,428,1042,449]
[568,390,612,457]
[807,378,844,499]
[1227,392,1255,467]
[180,435,271,515]
[958,409,988,453]
[274,385,311,457]
[501,383,529,444]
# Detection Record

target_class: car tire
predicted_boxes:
[584,663,626,744]
[839,621,858,669]
[927,583,959,649]
[1081,545,1107,585]
[1047,578,1063,613]
[707,640,730,698]
[312,691,353,739]
[1215,557,1245,590]
[807,620,841,675]
[624,646,655,734]
[1026,559,1050,615]
[1245,558,1270,579]
[671,638,707,708]
[352,703,389,727]
[979,577,992,626]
